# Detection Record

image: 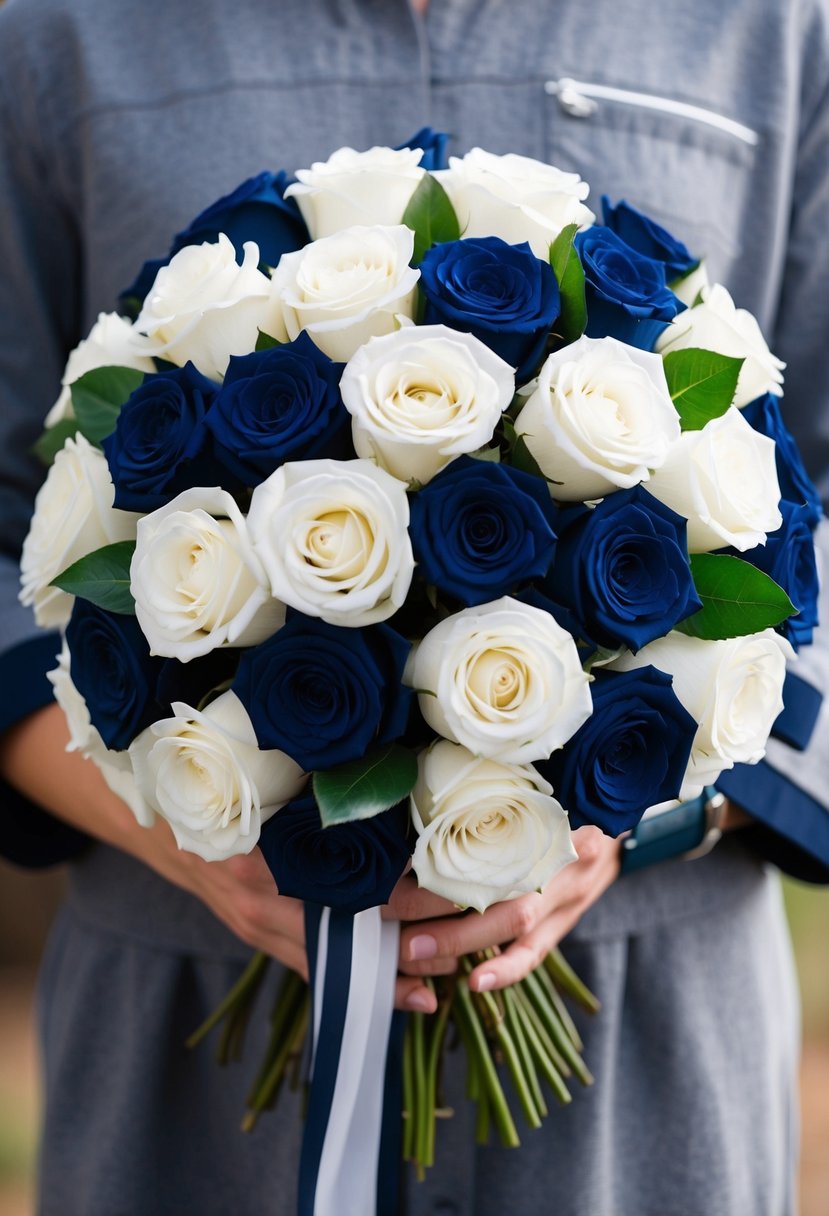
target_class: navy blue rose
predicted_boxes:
[419,237,560,381]
[120,170,308,313]
[155,650,239,717]
[259,794,411,914]
[601,197,697,281]
[205,333,352,486]
[739,500,819,650]
[232,614,413,771]
[575,225,685,350]
[396,127,450,171]
[742,393,823,529]
[65,600,165,751]
[102,363,226,512]
[545,486,701,652]
[409,455,557,606]
[540,666,697,837]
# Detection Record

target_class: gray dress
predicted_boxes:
[36,840,798,1216]
[1,0,826,1212]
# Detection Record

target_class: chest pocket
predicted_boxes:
[542,77,760,284]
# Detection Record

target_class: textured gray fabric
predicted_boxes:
[0,0,825,1211]
[39,843,798,1216]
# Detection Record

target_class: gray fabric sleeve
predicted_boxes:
[0,8,84,664]
[755,4,829,810]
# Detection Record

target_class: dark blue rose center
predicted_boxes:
[592,247,662,299]
[549,487,700,650]
[409,456,558,605]
[237,367,323,437]
[123,396,186,455]
[458,263,532,312]
[604,536,679,613]
[460,505,510,557]
[66,601,163,751]
[541,667,698,836]
[233,615,412,771]
[259,795,411,913]
[420,236,559,380]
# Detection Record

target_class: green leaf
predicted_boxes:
[676,553,795,640]
[71,366,146,445]
[401,174,461,264]
[32,417,80,465]
[50,541,137,614]
[662,349,743,430]
[313,743,418,826]
[255,329,283,351]
[548,224,587,344]
[469,445,501,463]
[509,434,549,482]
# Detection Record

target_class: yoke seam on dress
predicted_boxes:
[63,898,254,964]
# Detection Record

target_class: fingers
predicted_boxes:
[395,975,438,1014]
[383,872,461,922]
[467,903,581,991]
[397,956,459,978]
[398,892,548,965]
[266,937,310,982]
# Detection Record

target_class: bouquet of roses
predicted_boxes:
[20,129,821,1210]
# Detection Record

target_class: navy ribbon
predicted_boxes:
[298,907,355,1216]
[376,1011,406,1216]
[298,906,402,1216]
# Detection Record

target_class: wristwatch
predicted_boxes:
[620,786,728,874]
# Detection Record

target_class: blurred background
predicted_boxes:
[0,860,827,1216]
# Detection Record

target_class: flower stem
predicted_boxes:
[419,989,449,1167]
[523,970,593,1087]
[455,979,520,1149]
[474,1088,491,1145]
[411,1010,428,1180]
[511,985,572,1106]
[535,958,584,1052]
[245,972,308,1112]
[402,1018,415,1162]
[502,986,547,1120]
[544,948,601,1014]
[476,987,541,1130]
[185,951,270,1051]
[242,990,309,1133]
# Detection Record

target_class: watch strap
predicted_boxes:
[620,787,726,874]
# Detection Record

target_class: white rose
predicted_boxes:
[513,335,681,500]
[435,148,594,258]
[410,740,577,912]
[19,434,139,629]
[657,283,785,407]
[129,691,306,861]
[247,457,413,626]
[269,225,419,362]
[406,597,592,763]
[645,406,782,552]
[339,325,514,485]
[285,145,426,239]
[48,640,154,827]
[134,235,286,380]
[610,629,792,798]
[44,312,156,428]
[131,487,283,661]
[670,260,710,310]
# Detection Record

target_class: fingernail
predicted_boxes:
[408,934,437,961]
[475,971,496,992]
[406,990,435,1013]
